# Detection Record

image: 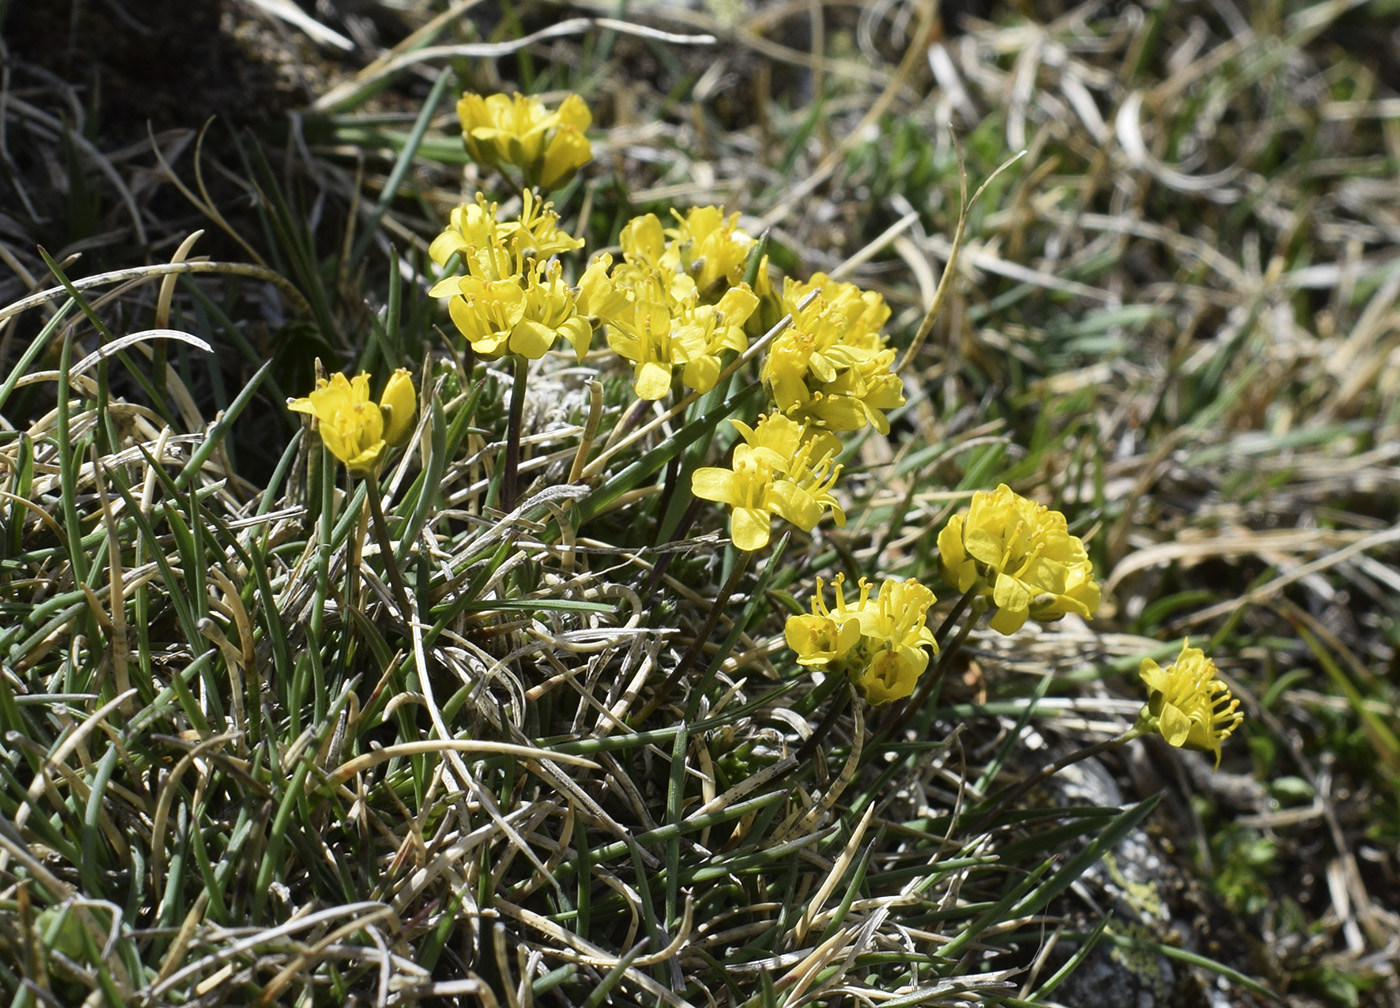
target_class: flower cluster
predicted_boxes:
[288,369,416,477]
[937,483,1100,634]
[456,91,592,192]
[429,191,597,361]
[762,274,904,435]
[615,206,771,303]
[1135,640,1243,770]
[600,210,762,400]
[434,92,904,550]
[422,90,1251,788]
[691,414,844,551]
[785,575,938,704]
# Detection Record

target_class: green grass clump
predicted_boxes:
[1,2,1399,1006]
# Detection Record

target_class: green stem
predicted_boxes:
[364,471,414,621]
[933,585,982,651]
[503,353,529,512]
[793,681,853,765]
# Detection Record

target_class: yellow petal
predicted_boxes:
[730,508,771,551]
[379,369,416,447]
[634,361,672,401]
[1158,703,1192,748]
[691,468,737,505]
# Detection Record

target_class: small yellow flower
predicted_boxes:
[937,484,1099,635]
[515,260,594,361]
[785,574,862,668]
[1135,641,1243,770]
[428,195,500,268]
[457,91,592,191]
[575,253,629,323]
[605,285,678,400]
[499,188,586,259]
[288,369,417,477]
[668,206,770,301]
[762,275,903,434]
[784,575,938,705]
[428,273,527,357]
[605,270,757,400]
[379,369,417,447]
[691,414,844,551]
[430,191,582,274]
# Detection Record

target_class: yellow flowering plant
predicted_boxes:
[690,414,843,551]
[937,483,1100,634]
[456,91,592,192]
[761,274,904,435]
[605,275,757,400]
[591,210,763,401]
[785,575,939,705]
[287,367,419,617]
[1133,640,1244,770]
[428,191,583,271]
[428,194,596,363]
[609,209,765,300]
[287,369,416,477]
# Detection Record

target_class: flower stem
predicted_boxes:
[933,585,982,651]
[503,352,528,512]
[364,471,414,621]
[794,680,853,765]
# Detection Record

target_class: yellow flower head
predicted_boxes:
[668,206,770,301]
[428,273,527,357]
[428,196,500,268]
[784,575,938,705]
[287,369,416,477]
[691,414,844,551]
[937,484,1099,635]
[430,191,582,272]
[457,91,592,191]
[762,274,903,434]
[515,260,594,361]
[785,574,862,668]
[605,267,757,400]
[1135,641,1243,770]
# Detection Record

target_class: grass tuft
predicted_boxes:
[1,1,1398,1006]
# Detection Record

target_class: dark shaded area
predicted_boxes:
[3,0,306,141]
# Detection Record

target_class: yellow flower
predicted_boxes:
[937,484,1099,635]
[379,369,417,447]
[515,260,593,361]
[691,414,844,551]
[785,574,862,667]
[1135,641,1243,770]
[604,270,757,400]
[668,206,770,301]
[457,91,592,191]
[430,191,582,274]
[605,284,678,400]
[498,188,586,259]
[575,253,629,323]
[784,575,938,705]
[287,369,416,477]
[761,275,903,434]
[430,263,593,362]
[428,273,527,357]
[428,195,500,268]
